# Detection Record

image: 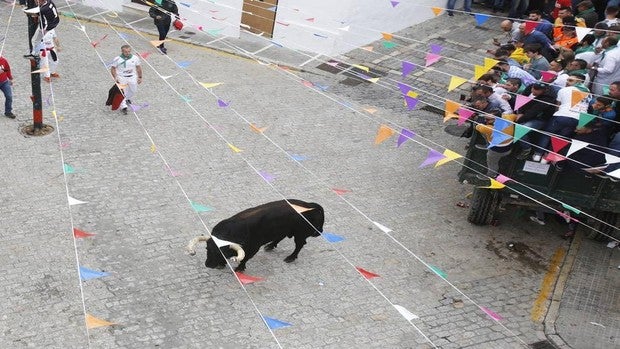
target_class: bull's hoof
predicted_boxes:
[284,255,297,263]
[264,244,276,251]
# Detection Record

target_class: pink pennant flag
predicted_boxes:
[73,228,96,238]
[495,174,512,184]
[140,51,151,59]
[397,128,415,147]
[514,95,532,111]
[356,267,380,279]
[425,53,441,67]
[305,17,315,22]
[550,136,570,153]
[259,171,276,182]
[302,80,314,87]
[332,188,350,195]
[544,152,566,163]
[456,107,475,126]
[540,71,557,83]
[480,307,503,321]
[402,61,416,77]
[419,149,446,168]
[556,210,580,223]
[235,271,264,284]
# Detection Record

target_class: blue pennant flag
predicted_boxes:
[79,266,110,281]
[474,13,490,26]
[322,232,345,243]
[176,61,193,68]
[263,316,292,330]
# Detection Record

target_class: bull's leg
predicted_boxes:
[234,245,260,272]
[264,236,286,251]
[284,236,307,263]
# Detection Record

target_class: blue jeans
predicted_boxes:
[537,115,578,152]
[0,79,12,115]
[508,0,529,18]
[519,119,548,151]
[447,0,472,13]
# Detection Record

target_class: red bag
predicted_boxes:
[173,19,183,31]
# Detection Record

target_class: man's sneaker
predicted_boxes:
[4,112,16,119]
[529,216,546,226]
[121,107,128,115]
[159,47,167,55]
[126,99,132,105]
[43,76,51,83]
[50,73,60,78]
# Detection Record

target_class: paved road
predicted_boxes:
[0,2,591,348]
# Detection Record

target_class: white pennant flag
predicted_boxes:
[338,25,350,31]
[576,27,592,42]
[68,196,87,206]
[373,221,392,233]
[393,304,418,321]
[605,153,620,164]
[211,236,231,248]
[608,169,620,179]
[566,140,589,157]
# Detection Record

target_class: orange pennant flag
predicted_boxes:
[435,149,462,167]
[571,89,589,107]
[150,40,168,47]
[382,32,393,41]
[85,314,116,329]
[375,124,395,144]
[431,7,442,16]
[444,100,461,121]
[250,124,267,133]
[473,65,488,80]
[364,107,378,114]
[448,76,468,92]
[361,46,374,52]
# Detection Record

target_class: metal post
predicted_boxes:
[30,56,42,130]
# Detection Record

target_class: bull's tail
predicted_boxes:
[186,235,210,256]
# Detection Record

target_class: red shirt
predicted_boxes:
[0,57,12,83]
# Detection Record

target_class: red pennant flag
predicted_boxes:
[235,271,264,284]
[73,228,96,238]
[524,21,537,34]
[356,267,380,279]
[544,152,567,163]
[332,188,350,195]
[550,136,570,153]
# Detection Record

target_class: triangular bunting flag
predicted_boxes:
[512,124,531,142]
[425,53,441,67]
[79,266,110,281]
[606,153,620,164]
[63,163,76,174]
[419,149,446,168]
[364,107,378,114]
[576,27,591,41]
[217,99,230,108]
[445,100,460,117]
[402,61,416,77]
[227,143,242,153]
[562,203,581,215]
[456,107,475,126]
[322,232,345,243]
[473,65,488,80]
[474,13,490,26]
[263,316,291,330]
[352,64,370,72]
[367,77,380,83]
[608,168,620,179]
[540,71,557,83]
[480,179,506,189]
[191,201,214,212]
[430,44,443,54]
[431,7,442,16]
[396,128,415,147]
[338,25,350,31]
[73,228,95,238]
[68,196,87,206]
[550,136,570,153]
[483,57,500,70]
[150,144,157,153]
[32,66,49,74]
[375,125,395,145]
[150,40,168,47]
[373,221,392,233]
[397,82,412,96]
[404,95,419,110]
[393,304,418,321]
[361,46,374,51]
[514,95,532,111]
[211,236,231,248]
[290,203,314,213]
[524,21,537,34]
[381,32,393,41]
[448,76,468,92]
[571,89,589,107]
[258,171,276,182]
[332,188,350,195]
[250,124,267,133]
[577,112,596,128]
[383,41,397,49]
[435,149,462,167]
[235,271,264,284]
[480,307,503,321]
[200,82,222,89]
[390,1,400,8]
[495,174,512,184]
[429,265,447,279]
[356,267,380,279]
[544,152,566,163]
[85,314,115,329]
[305,17,315,22]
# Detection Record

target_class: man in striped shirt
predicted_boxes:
[494,60,538,87]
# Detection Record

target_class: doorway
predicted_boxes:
[241,0,278,38]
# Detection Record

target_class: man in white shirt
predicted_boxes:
[110,45,142,115]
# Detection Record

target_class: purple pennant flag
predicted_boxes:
[259,171,276,183]
[359,73,371,80]
[404,95,419,110]
[130,103,149,112]
[390,1,400,7]
[217,99,230,108]
[402,61,416,77]
[430,44,443,54]
[419,149,446,168]
[397,128,415,147]
[397,82,412,96]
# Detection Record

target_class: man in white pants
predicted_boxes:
[110,45,142,115]
[40,29,60,82]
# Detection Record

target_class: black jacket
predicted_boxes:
[40,0,60,31]
[149,0,179,25]
[516,93,556,124]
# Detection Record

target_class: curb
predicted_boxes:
[542,231,583,349]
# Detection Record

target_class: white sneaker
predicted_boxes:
[529,216,546,225]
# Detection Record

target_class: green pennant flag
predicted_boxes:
[191,201,213,212]
[512,124,531,142]
[562,203,581,215]
[61,12,76,18]
[382,41,397,49]
[63,164,76,174]
[578,112,596,128]
[429,265,447,279]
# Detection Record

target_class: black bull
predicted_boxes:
[187,199,324,271]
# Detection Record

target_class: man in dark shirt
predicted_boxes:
[515,83,557,159]
[28,0,59,56]
[149,0,179,55]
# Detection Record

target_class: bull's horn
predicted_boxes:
[186,235,211,256]
[228,243,246,262]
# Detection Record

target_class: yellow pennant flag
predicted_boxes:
[51,110,57,118]
[448,76,468,92]
[367,77,379,83]
[150,144,157,153]
[353,64,370,72]
[435,149,463,167]
[382,32,393,41]
[227,143,242,153]
[200,82,222,89]
[431,7,442,16]
[483,57,500,70]
[250,124,267,133]
[406,91,419,98]
[374,124,395,145]
[473,65,488,80]
[479,179,506,189]
[85,314,116,329]
[364,107,378,114]
[571,89,589,107]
